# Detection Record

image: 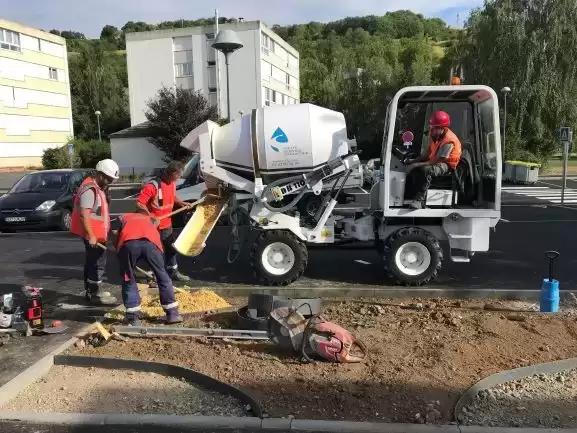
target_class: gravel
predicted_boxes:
[1,365,248,416]
[459,368,577,428]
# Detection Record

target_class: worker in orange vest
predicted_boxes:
[137,161,193,283]
[70,159,119,305]
[112,210,182,326]
[406,111,462,210]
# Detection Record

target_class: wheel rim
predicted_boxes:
[261,242,295,276]
[63,212,72,229]
[394,242,431,277]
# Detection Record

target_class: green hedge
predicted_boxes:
[41,140,111,170]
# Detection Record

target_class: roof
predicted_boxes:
[0,19,66,45]
[109,122,159,139]
[28,169,88,174]
[126,21,260,41]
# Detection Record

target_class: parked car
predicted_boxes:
[0,169,90,232]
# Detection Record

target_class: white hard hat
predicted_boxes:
[95,159,119,180]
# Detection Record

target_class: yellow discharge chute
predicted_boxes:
[172,193,229,257]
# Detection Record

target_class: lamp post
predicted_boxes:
[501,87,511,161]
[212,30,243,121]
[95,110,102,141]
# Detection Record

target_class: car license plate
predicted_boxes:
[5,217,26,222]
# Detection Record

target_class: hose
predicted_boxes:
[227,207,249,264]
[259,174,309,213]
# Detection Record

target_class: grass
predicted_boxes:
[542,157,577,175]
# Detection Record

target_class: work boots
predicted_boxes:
[170,270,191,283]
[124,312,141,327]
[165,307,183,324]
[86,289,117,306]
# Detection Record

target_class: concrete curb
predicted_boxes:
[0,336,79,407]
[454,357,577,421]
[205,286,576,301]
[2,414,577,432]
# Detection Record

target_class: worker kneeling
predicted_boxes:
[113,210,183,326]
[406,110,462,210]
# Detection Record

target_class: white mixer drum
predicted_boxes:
[211,103,350,181]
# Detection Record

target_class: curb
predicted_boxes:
[204,286,576,302]
[0,335,79,407]
[454,357,577,421]
[3,414,577,433]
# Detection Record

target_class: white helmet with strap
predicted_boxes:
[95,159,120,180]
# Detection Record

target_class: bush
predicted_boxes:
[42,146,80,169]
[72,139,111,168]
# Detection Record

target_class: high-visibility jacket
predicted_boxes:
[428,128,462,170]
[115,213,164,253]
[70,177,110,241]
[138,178,175,230]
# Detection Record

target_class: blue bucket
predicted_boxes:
[540,279,559,313]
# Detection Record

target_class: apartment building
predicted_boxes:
[0,19,73,168]
[126,21,299,125]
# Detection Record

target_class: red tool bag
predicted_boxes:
[269,306,367,363]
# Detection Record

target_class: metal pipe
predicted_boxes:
[225,52,231,121]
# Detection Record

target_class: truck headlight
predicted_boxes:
[35,200,56,212]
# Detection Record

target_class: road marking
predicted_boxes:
[500,218,510,223]
[354,260,372,265]
[503,186,577,204]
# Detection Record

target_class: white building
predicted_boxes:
[126,21,300,126]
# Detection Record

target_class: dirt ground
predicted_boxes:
[75,297,577,424]
[2,365,247,416]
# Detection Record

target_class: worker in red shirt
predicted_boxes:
[112,210,182,326]
[136,161,192,282]
[406,111,462,209]
[70,159,119,305]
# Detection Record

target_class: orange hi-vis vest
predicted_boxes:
[143,178,175,230]
[428,128,462,170]
[115,213,164,253]
[70,177,110,241]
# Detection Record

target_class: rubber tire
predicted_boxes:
[59,209,72,231]
[250,230,308,286]
[236,306,270,331]
[383,227,443,286]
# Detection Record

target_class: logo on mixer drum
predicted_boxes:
[271,127,288,152]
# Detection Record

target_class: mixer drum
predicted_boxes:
[209,104,351,184]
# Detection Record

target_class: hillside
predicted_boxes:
[58,10,460,158]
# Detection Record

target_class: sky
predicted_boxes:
[1,0,483,37]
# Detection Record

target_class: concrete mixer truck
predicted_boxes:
[173,85,503,287]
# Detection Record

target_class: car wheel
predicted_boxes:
[59,209,72,231]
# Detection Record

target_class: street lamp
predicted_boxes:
[212,30,243,121]
[95,110,102,141]
[501,87,511,161]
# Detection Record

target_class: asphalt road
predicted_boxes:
[2,180,577,392]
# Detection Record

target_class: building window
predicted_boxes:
[0,28,20,52]
[206,33,215,40]
[263,87,271,106]
[272,90,278,104]
[49,67,58,80]
[261,32,270,55]
[208,91,217,107]
[175,62,193,77]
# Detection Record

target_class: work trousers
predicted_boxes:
[159,226,179,275]
[118,239,178,320]
[411,162,450,202]
[83,239,107,295]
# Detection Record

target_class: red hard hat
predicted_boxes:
[429,111,450,128]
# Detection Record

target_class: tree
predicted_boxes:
[145,87,219,161]
[452,0,577,160]
[100,25,121,49]
[68,43,130,140]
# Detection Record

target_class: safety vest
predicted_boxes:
[428,128,462,170]
[141,178,175,230]
[115,213,164,253]
[70,177,110,241]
